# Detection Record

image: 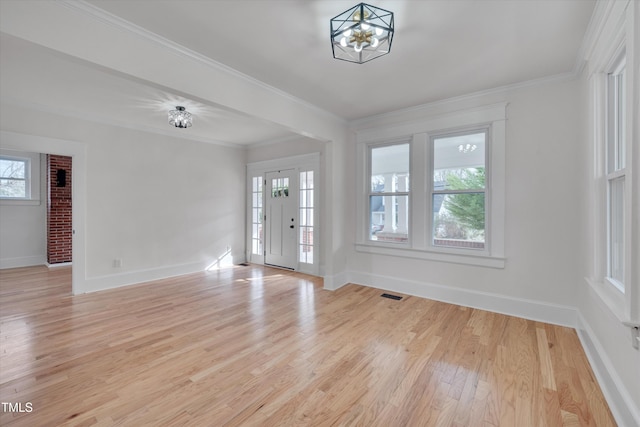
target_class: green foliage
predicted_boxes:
[443,168,485,231]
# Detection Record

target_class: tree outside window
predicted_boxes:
[0,157,29,199]
[432,131,486,249]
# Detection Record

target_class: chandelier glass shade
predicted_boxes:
[168,106,193,128]
[330,3,394,64]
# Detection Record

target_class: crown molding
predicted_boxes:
[350,71,575,129]
[579,0,629,65]
[572,0,609,76]
[57,0,345,126]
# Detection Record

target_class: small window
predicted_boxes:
[0,156,30,199]
[431,131,486,250]
[369,143,410,243]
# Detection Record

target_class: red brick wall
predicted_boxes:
[433,239,485,249]
[47,155,72,264]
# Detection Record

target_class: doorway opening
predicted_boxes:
[47,154,73,267]
[0,130,86,295]
[246,153,320,276]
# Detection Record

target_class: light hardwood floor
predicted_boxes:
[0,265,615,426]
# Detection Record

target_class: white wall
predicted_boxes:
[0,104,247,292]
[0,151,46,268]
[246,137,325,164]
[346,77,584,313]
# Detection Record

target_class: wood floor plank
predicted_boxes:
[0,265,616,426]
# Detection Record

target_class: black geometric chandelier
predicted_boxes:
[330,3,394,64]
[168,106,193,128]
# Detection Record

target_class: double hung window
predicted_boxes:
[368,143,410,243]
[357,103,506,268]
[605,53,626,292]
[0,156,30,199]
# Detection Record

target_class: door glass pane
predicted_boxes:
[251,176,263,256]
[299,170,314,264]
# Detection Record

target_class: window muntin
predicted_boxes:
[250,176,263,256]
[299,171,314,264]
[431,131,487,250]
[606,54,626,291]
[0,157,30,199]
[369,143,410,243]
[271,177,289,198]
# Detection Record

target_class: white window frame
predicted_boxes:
[0,156,30,198]
[355,103,506,268]
[428,127,490,255]
[0,149,41,205]
[605,51,626,293]
[367,140,412,247]
[586,7,639,342]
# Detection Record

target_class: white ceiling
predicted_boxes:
[0,0,597,146]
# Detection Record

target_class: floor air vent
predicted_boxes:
[381,293,403,301]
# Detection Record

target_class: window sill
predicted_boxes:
[586,277,629,323]
[355,243,505,268]
[587,277,640,348]
[0,198,41,206]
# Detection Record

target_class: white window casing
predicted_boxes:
[355,103,506,269]
[584,0,639,344]
[0,149,41,205]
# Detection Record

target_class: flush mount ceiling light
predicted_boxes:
[168,106,192,128]
[330,2,394,64]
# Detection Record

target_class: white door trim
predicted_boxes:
[246,153,321,275]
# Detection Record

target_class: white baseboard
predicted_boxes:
[347,270,578,327]
[576,313,640,427]
[0,255,46,270]
[323,271,349,291]
[80,261,208,294]
[47,262,72,268]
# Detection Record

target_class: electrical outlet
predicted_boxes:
[113,259,122,268]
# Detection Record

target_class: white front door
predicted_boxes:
[264,170,297,270]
